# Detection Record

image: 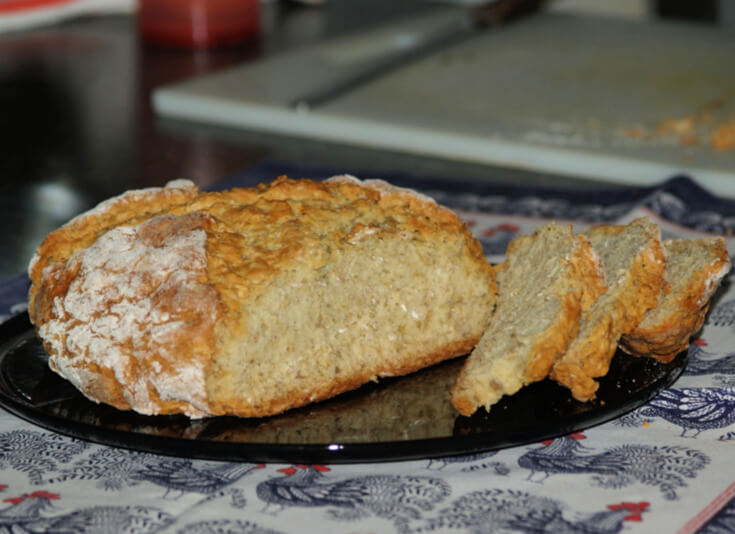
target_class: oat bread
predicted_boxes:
[28,175,496,418]
[549,218,666,402]
[450,222,606,416]
[620,237,731,363]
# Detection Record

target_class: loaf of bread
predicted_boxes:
[450,222,606,416]
[549,218,667,402]
[619,237,731,362]
[28,176,496,418]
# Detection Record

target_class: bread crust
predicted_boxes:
[619,237,731,362]
[29,176,494,418]
[32,211,223,417]
[550,218,666,402]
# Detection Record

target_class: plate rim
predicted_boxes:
[0,313,687,463]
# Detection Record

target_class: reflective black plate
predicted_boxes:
[0,313,687,463]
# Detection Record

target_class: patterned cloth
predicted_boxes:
[1,167,734,534]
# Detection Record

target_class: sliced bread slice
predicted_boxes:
[549,217,666,402]
[451,222,606,416]
[620,237,731,362]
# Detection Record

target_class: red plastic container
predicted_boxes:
[138,0,259,49]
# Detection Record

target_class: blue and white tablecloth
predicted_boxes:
[1,166,734,534]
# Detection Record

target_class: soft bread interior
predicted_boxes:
[620,237,731,361]
[549,218,666,401]
[208,234,494,416]
[450,223,605,415]
[637,238,728,329]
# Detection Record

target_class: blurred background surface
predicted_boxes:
[1,0,734,280]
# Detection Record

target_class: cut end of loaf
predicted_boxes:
[208,228,494,417]
[34,212,222,418]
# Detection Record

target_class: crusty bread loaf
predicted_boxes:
[28,176,496,418]
[549,218,666,402]
[620,237,731,362]
[450,222,606,416]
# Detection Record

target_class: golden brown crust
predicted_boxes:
[449,388,478,418]
[524,291,584,382]
[620,307,707,363]
[29,176,493,418]
[548,308,621,401]
[28,180,200,306]
[550,219,667,402]
[524,235,607,383]
[619,237,731,362]
[33,212,223,417]
[29,177,481,309]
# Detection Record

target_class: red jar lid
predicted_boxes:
[138,0,259,49]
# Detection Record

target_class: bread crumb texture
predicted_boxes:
[620,237,731,362]
[28,176,495,418]
[451,222,606,416]
[549,218,667,402]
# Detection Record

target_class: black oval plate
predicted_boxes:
[0,313,686,463]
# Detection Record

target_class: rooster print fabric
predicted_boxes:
[1,172,735,534]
